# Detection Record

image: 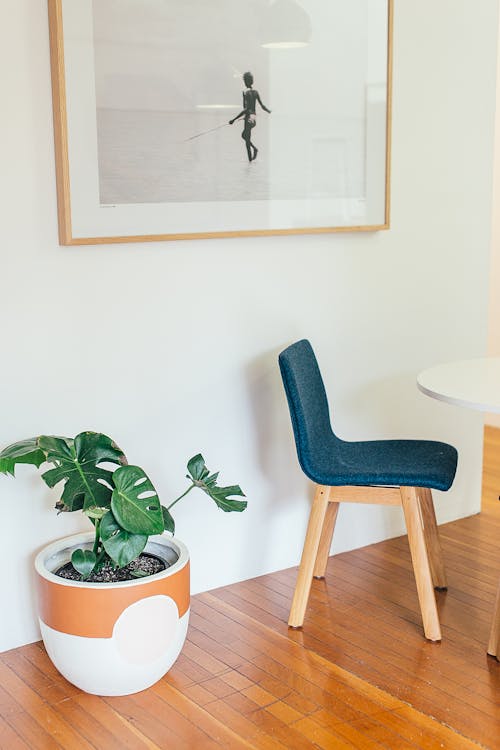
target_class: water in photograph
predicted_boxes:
[96,108,277,205]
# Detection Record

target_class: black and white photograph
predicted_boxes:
[51,0,391,243]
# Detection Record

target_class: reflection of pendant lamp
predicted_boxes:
[260,0,312,49]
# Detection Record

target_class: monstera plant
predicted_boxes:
[0,431,246,580]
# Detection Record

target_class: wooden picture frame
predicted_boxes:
[48,0,393,245]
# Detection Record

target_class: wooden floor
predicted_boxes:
[1,431,500,749]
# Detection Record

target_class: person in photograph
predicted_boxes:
[229,71,271,162]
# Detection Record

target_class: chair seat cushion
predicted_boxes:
[302,438,458,491]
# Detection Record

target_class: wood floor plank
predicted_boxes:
[74,693,160,750]
[363,709,479,750]
[234,703,328,750]
[153,681,255,749]
[310,710,419,750]
[292,714,379,750]
[2,711,61,750]
[104,693,190,749]
[0,716,30,750]
[0,660,93,750]
[332,713,426,750]
[392,706,486,750]
[131,689,222,750]
[203,698,290,749]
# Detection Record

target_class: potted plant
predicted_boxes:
[0,431,246,696]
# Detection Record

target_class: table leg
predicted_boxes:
[487,578,500,659]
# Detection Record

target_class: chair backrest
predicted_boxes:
[278,340,335,478]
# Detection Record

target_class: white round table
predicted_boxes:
[417,357,500,658]
[417,357,500,413]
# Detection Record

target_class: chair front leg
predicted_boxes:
[400,486,441,642]
[289,484,330,628]
[418,487,447,590]
[313,501,339,579]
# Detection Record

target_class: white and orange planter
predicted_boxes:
[34,532,190,696]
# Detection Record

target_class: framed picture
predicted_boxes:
[48,0,393,245]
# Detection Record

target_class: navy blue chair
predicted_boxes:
[279,339,458,641]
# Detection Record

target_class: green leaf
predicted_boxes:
[83,506,109,520]
[71,548,97,580]
[111,465,164,535]
[100,510,147,568]
[161,505,175,534]
[39,432,126,512]
[203,484,247,512]
[186,454,210,482]
[187,455,247,513]
[204,472,219,487]
[130,569,150,578]
[0,438,46,476]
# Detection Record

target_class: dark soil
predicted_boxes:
[55,552,167,583]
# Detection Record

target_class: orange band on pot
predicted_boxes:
[36,561,190,638]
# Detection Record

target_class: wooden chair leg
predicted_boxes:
[313,501,339,579]
[288,485,330,628]
[400,486,441,642]
[487,578,500,659]
[418,487,447,590]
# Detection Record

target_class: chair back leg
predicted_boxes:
[417,487,447,590]
[288,485,330,628]
[313,501,339,579]
[400,486,442,641]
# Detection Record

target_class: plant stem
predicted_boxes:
[96,547,107,567]
[166,483,195,511]
[93,518,101,555]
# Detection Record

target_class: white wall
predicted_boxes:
[487,6,500,428]
[0,0,497,653]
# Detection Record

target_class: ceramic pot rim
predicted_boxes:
[35,531,189,590]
